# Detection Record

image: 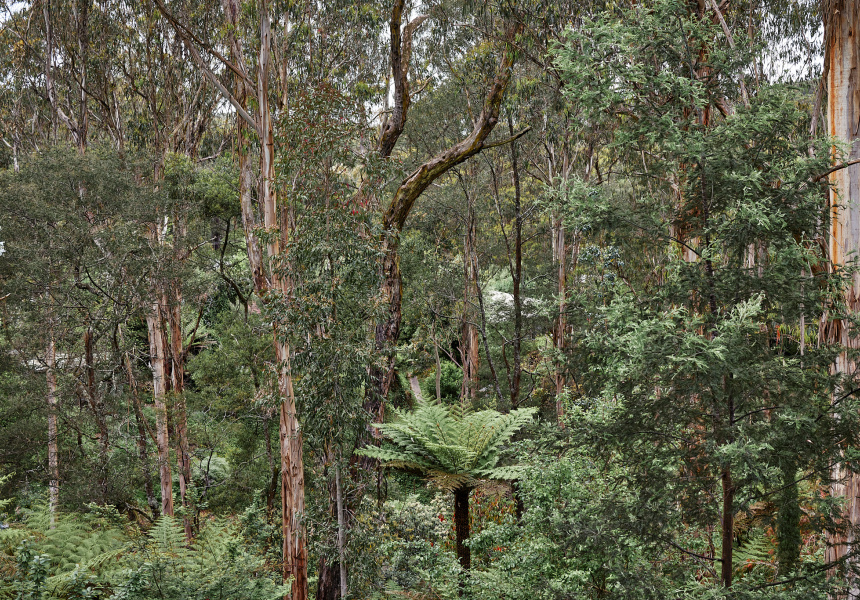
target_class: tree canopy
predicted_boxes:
[2,0,859,598]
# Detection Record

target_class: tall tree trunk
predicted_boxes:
[277,342,308,599]
[552,215,566,418]
[125,347,158,518]
[335,460,347,598]
[83,325,109,500]
[508,115,523,410]
[146,296,173,517]
[461,181,479,405]
[46,321,59,527]
[825,2,860,590]
[720,467,734,587]
[169,288,193,540]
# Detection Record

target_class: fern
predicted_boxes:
[0,472,12,515]
[147,515,188,558]
[734,529,776,565]
[359,398,535,490]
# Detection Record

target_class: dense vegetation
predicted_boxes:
[1,0,859,598]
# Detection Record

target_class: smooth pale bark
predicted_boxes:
[508,116,523,410]
[460,187,479,404]
[542,127,576,422]
[205,1,308,594]
[825,1,860,589]
[277,342,307,598]
[552,215,569,421]
[335,461,347,598]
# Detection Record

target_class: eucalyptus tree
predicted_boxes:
[822,0,860,582]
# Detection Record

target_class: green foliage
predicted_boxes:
[420,361,463,404]
[544,0,851,595]
[358,399,536,491]
[776,463,802,574]
[0,472,12,515]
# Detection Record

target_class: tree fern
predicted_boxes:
[360,399,536,492]
[357,399,535,575]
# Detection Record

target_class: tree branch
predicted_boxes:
[383,21,524,232]
[377,0,427,158]
[482,126,531,151]
[811,158,860,183]
[151,0,258,131]
[151,0,255,90]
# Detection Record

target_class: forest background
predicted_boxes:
[2,0,860,598]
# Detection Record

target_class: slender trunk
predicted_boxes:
[461,185,479,404]
[471,245,505,404]
[84,325,109,499]
[46,329,59,526]
[552,216,566,420]
[74,0,89,154]
[720,467,734,587]
[433,321,441,402]
[169,281,193,541]
[125,348,158,518]
[265,411,277,517]
[454,486,472,592]
[508,116,523,409]
[146,299,173,517]
[369,241,401,411]
[278,341,308,599]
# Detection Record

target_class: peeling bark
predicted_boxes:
[825,1,860,590]
[146,291,173,518]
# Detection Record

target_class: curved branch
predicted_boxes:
[383,22,525,232]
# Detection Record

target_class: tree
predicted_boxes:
[555,0,852,590]
[823,0,860,586]
[356,399,535,579]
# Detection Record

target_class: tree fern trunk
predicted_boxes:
[454,486,471,575]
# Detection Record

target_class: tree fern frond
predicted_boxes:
[368,400,533,486]
[354,445,431,471]
[147,516,187,557]
[425,471,474,492]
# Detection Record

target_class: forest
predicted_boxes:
[1,0,859,598]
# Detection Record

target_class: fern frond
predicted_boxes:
[366,399,534,487]
[425,471,474,492]
[147,516,187,557]
[354,446,431,471]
